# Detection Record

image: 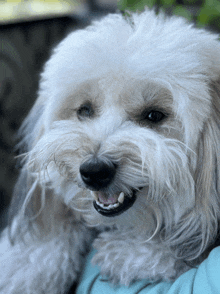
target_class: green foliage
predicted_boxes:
[181,0,204,5]
[118,0,220,32]
[173,5,193,21]
[160,0,176,6]
[118,0,156,11]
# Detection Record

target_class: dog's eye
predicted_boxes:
[147,111,165,123]
[77,102,94,120]
[139,109,167,125]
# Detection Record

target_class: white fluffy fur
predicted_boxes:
[1,9,220,293]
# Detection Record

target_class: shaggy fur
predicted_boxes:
[1,9,220,293]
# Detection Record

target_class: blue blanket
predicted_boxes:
[77,247,220,294]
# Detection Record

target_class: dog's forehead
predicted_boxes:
[70,77,173,108]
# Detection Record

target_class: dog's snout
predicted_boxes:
[80,158,117,190]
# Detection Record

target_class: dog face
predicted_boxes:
[15,11,220,256]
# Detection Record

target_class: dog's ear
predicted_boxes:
[17,94,46,154]
[8,168,60,242]
[8,169,42,239]
[8,94,47,240]
[173,79,220,260]
[194,78,220,238]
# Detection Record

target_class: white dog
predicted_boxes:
[1,9,220,293]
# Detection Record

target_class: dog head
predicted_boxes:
[11,10,220,260]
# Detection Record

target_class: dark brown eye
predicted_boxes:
[138,109,167,126]
[147,110,165,123]
[77,102,94,120]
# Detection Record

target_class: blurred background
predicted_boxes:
[0,0,220,229]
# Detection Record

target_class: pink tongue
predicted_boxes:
[98,192,118,204]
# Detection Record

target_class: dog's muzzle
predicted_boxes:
[80,157,137,217]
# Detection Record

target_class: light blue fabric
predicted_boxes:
[76,247,220,294]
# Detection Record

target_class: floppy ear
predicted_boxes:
[194,78,220,249]
[196,79,220,198]
[17,96,46,154]
[8,169,43,240]
[9,159,65,242]
[8,93,48,240]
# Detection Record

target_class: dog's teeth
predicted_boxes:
[104,203,119,210]
[96,200,120,210]
[118,192,125,204]
[96,200,104,208]
[108,204,114,210]
[113,203,119,208]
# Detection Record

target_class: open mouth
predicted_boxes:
[92,190,137,217]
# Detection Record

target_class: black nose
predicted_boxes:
[80,158,117,190]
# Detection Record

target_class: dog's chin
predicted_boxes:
[91,189,138,217]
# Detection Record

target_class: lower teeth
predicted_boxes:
[96,201,120,210]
